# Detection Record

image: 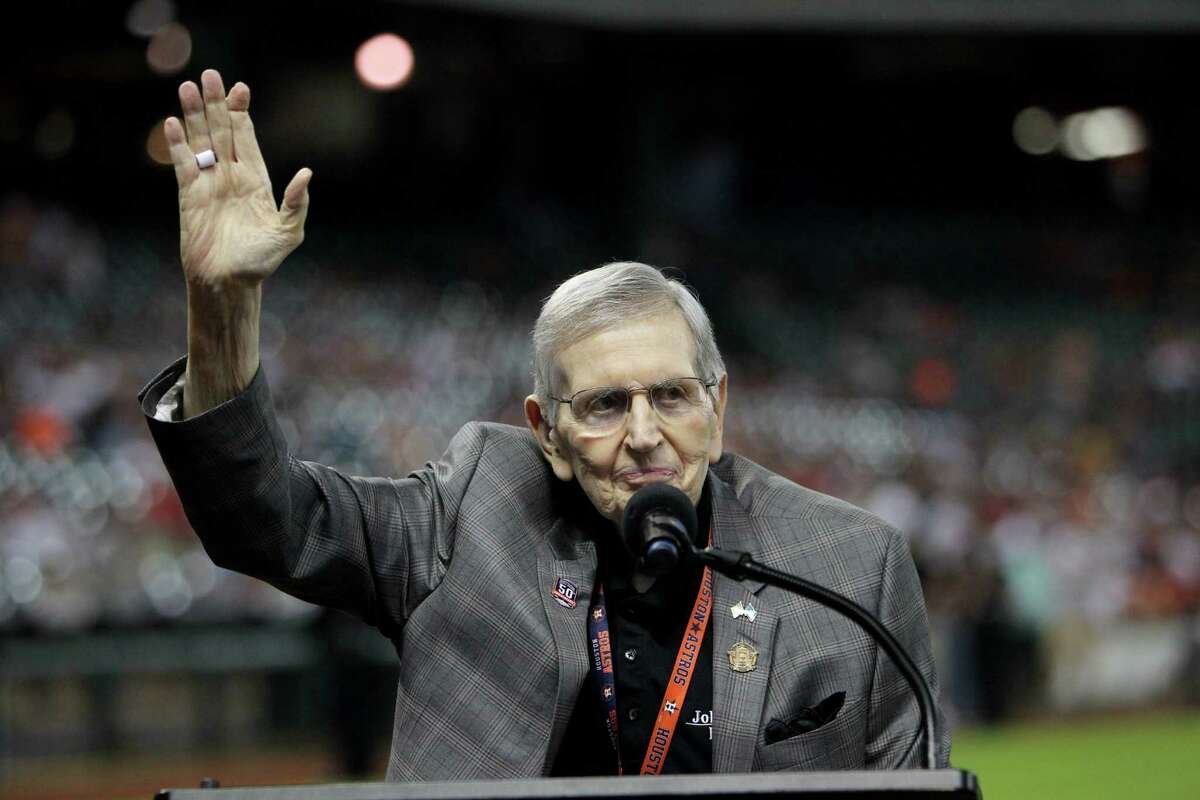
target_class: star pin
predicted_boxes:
[730,600,757,622]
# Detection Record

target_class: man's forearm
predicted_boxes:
[183,280,262,418]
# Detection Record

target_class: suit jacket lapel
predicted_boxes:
[709,474,778,774]
[536,516,597,772]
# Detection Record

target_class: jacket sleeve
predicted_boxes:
[139,356,484,638]
[863,525,952,768]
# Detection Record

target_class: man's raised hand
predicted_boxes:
[164,69,311,288]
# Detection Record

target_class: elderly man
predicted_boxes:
[142,69,949,779]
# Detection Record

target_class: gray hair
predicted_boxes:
[532,261,726,425]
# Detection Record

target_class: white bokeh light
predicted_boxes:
[1060,112,1098,161]
[1080,107,1146,159]
[1060,107,1147,161]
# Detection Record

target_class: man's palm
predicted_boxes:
[165,70,310,287]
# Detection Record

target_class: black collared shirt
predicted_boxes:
[551,485,714,776]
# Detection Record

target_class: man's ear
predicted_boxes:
[708,374,728,464]
[524,395,575,482]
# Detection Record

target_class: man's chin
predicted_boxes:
[597,475,692,525]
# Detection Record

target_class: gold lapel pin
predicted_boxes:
[728,641,759,673]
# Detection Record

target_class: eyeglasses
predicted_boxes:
[551,377,718,431]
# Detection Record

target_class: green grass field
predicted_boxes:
[951,711,1200,799]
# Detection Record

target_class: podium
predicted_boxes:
[155,770,982,800]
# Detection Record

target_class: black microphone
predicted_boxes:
[622,484,697,575]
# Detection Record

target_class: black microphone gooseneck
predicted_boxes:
[622,484,938,771]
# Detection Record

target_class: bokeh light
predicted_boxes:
[1060,106,1147,161]
[145,119,172,165]
[1080,106,1146,159]
[125,0,176,37]
[1060,112,1096,161]
[146,22,192,75]
[1012,106,1059,155]
[355,33,415,91]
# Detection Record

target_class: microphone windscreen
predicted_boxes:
[622,483,698,546]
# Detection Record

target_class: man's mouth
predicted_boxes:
[616,467,676,485]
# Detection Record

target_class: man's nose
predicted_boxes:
[624,392,663,452]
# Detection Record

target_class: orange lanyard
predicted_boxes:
[586,535,714,775]
[639,564,713,775]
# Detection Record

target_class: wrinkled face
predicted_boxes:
[525,311,727,526]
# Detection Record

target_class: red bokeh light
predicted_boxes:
[355,33,414,91]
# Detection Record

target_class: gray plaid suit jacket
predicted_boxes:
[141,357,950,779]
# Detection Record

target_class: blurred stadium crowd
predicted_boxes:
[2,190,1199,755]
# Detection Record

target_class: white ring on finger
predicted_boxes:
[195,149,217,169]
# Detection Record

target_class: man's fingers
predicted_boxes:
[227,82,270,185]
[225,81,250,114]
[179,80,212,155]
[201,69,235,164]
[164,116,199,188]
[280,168,312,231]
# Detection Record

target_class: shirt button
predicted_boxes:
[627,707,640,721]
[623,648,638,662]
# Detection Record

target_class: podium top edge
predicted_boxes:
[157,769,980,800]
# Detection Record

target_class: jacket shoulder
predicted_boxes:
[450,421,543,467]
[437,422,554,518]
[712,451,902,546]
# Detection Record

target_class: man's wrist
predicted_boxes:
[184,279,263,417]
[185,274,263,307]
